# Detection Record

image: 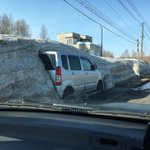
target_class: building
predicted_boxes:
[57,32,101,56]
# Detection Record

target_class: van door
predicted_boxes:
[68,55,84,92]
[80,57,98,92]
[61,55,70,85]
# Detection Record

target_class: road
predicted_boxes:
[86,76,150,105]
[66,76,150,105]
[87,86,150,104]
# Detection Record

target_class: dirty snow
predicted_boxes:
[135,82,150,91]
[0,34,150,103]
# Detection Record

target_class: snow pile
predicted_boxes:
[139,61,150,75]
[0,35,59,103]
[135,82,150,91]
[90,57,136,88]
[133,61,140,76]
[140,82,150,90]
[92,57,150,87]
[0,34,150,102]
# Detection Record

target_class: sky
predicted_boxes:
[0,0,150,57]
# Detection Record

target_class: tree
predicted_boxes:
[103,50,114,58]
[0,14,13,34]
[14,19,31,37]
[40,24,49,40]
[132,50,137,59]
[120,49,130,58]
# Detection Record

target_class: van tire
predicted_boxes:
[63,87,74,99]
[97,80,103,92]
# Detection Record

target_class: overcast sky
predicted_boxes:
[0,0,150,57]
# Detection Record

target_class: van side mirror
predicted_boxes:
[91,64,97,70]
[39,53,54,70]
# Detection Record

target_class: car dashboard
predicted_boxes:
[0,110,149,150]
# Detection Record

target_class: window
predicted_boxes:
[49,54,56,68]
[66,39,73,45]
[68,55,81,70]
[81,58,92,71]
[61,55,68,70]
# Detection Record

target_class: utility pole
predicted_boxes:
[137,39,140,62]
[100,27,103,57]
[141,22,144,60]
[136,39,140,76]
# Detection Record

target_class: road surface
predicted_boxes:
[66,76,150,105]
[86,76,150,105]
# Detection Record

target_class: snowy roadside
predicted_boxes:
[0,35,150,103]
[135,82,150,91]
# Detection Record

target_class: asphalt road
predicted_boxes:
[70,77,150,105]
[64,77,150,105]
[87,86,150,104]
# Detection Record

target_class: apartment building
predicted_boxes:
[57,32,101,56]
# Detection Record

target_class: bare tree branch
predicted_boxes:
[40,24,49,40]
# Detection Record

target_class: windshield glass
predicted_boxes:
[0,0,150,117]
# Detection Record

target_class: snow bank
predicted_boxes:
[135,82,150,91]
[0,34,150,102]
[140,82,150,90]
[0,35,60,103]
[91,56,150,88]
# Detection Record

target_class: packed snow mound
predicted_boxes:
[140,82,150,90]
[0,34,150,102]
[0,35,60,103]
[135,82,150,91]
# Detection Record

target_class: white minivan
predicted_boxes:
[39,49,103,98]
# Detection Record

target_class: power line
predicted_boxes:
[105,0,130,28]
[63,0,136,44]
[126,0,150,42]
[117,0,141,25]
[105,0,139,36]
[144,45,150,54]
[75,0,136,41]
[126,0,145,21]
[141,22,144,60]
[145,23,150,34]
[145,30,150,41]
[126,0,150,34]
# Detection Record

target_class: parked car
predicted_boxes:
[39,49,103,98]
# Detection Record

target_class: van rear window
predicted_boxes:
[61,55,68,70]
[49,54,56,68]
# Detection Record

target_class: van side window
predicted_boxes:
[68,56,81,70]
[61,55,68,70]
[49,54,56,68]
[81,58,92,71]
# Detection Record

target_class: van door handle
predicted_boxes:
[72,72,75,75]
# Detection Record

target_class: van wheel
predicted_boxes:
[97,81,103,92]
[63,87,74,99]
